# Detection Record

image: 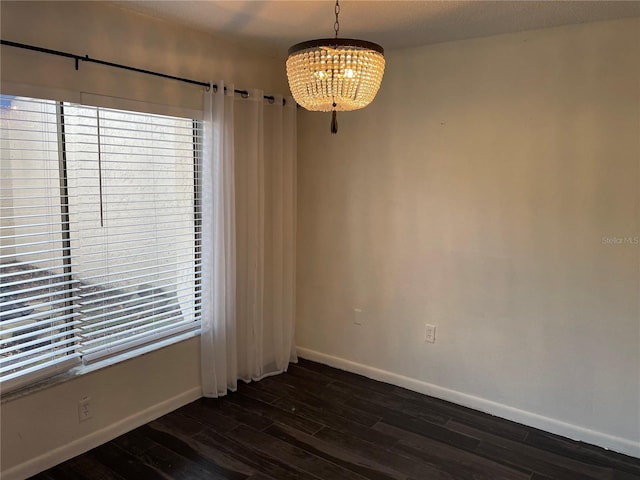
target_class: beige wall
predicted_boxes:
[0,2,286,478]
[297,18,640,455]
[0,1,288,108]
[1,338,201,479]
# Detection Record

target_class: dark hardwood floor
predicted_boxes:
[32,359,640,480]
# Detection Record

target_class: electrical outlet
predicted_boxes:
[353,308,364,326]
[425,324,436,343]
[78,396,92,422]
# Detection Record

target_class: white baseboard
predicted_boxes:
[297,347,640,459]
[2,387,202,480]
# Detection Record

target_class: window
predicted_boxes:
[1,95,202,392]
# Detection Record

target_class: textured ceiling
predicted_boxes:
[114,1,640,54]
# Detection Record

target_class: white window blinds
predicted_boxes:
[1,97,81,391]
[1,94,202,391]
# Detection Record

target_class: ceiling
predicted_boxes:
[114,1,640,54]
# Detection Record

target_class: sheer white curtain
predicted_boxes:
[201,82,237,397]
[201,83,297,397]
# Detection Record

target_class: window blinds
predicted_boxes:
[64,104,202,362]
[1,97,81,391]
[1,94,202,390]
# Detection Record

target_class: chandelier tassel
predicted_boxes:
[331,105,338,134]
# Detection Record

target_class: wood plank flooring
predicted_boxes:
[31,359,640,480]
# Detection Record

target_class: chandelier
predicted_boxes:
[286,0,385,134]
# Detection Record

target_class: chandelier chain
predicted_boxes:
[334,0,340,38]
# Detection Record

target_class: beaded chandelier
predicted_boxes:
[286,0,385,133]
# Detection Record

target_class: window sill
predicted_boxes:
[1,329,200,404]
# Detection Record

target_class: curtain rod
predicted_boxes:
[0,39,286,105]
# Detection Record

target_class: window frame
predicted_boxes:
[1,90,203,394]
